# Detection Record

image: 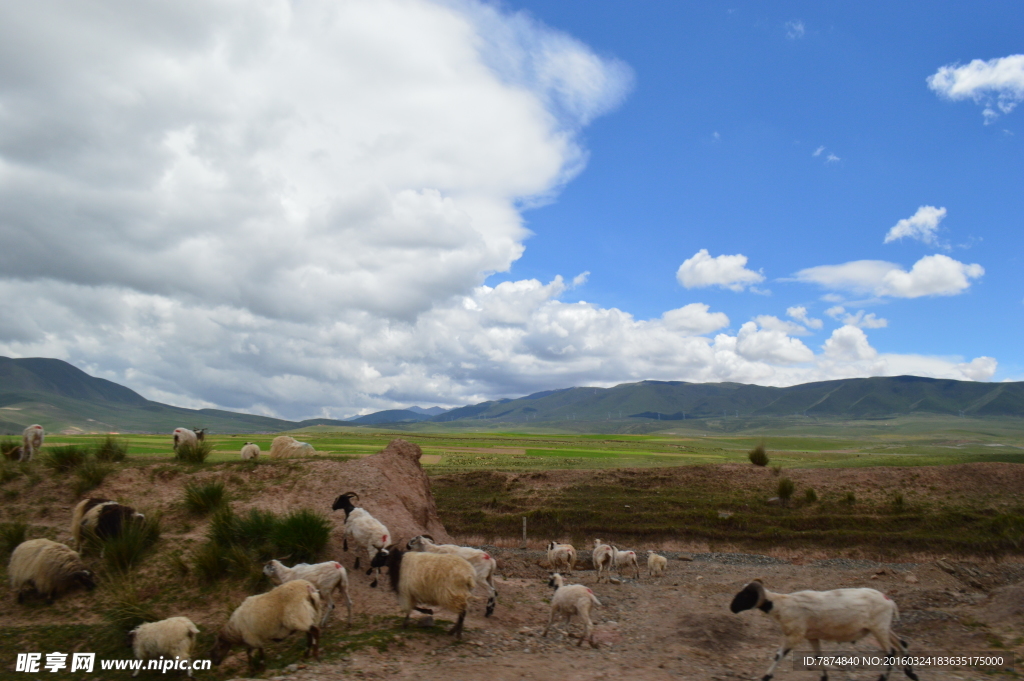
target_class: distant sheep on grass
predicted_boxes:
[240,443,260,461]
[269,436,315,459]
[21,424,44,462]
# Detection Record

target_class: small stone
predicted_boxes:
[523,648,531,654]
[677,553,694,561]
[285,664,299,673]
[518,627,532,635]
[905,573,919,584]
[609,577,623,585]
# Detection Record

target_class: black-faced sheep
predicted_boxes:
[128,617,200,678]
[543,573,601,648]
[407,535,499,617]
[21,424,44,462]
[71,498,145,552]
[647,550,667,578]
[331,492,391,587]
[240,443,260,461]
[546,541,576,576]
[730,579,918,681]
[263,559,353,627]
[373,548,476,639]
[592,539,614,583]
[210,580,321,670]
[8,538,95,603]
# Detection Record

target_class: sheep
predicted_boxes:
[647,550,667,578]
[128,617,200,678]
[172,428,198,451]
[542,573,601,648]
[407,535,499,617]
[240,442,260,461]
[610,546,640,579]
[269,435,315,458]
[263,559,353,627]
[210,580,321,670]
[331,492,391,587]
[8,538,96,603]
[71,498,145,552]
[372,548,476,639]
[592,539,614,583]
[21,424,44,462]
[730,579,919,681]
[546,541,577,576]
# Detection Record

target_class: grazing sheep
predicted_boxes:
[269,435,315,459]
[263,559,353,627]
[730,579,918,681]
[547,541,577,576]
[407,535,499,617]
[128,617,200,678]
[211,580,321,670]
[610,546,640,579]
[592,539,614,583]
[71,498,145,552]
[8,538,95,603]
[331,492,391,587]
[647,551,667,578]
[373,548,476,639]
[172,428,198,451]
[543,573,601,648]
[21,424,44,462]
[240,442,260,461]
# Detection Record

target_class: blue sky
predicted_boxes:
[0,0,1021,418]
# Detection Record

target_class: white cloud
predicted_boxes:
[812,146,825,157]
[884,206,947,245]
[826,153,841,163]
[676,249,765,292]
[928,54,1024,122]
[661,303,730,336]
[785,20,806,39]
[825,307,888,329]
[735,322,814,364]
[753,315,810,336]
[786,306,823,330]
[795,254,983,298]
[823,326,878,361]
[958,356,998,382]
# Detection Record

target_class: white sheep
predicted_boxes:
[646,550,667,578]
[331,492,391,587]
[543,573,601,648]
[240,442,260,461]
[8,538,96,603]
[610,546,640,579]
[21,424,44,462]
[210,580,321,669]
[71,498,145,552]
[172,428,198,452]
[263,559,353,627]
[730,579,919,681]
[374,548,476,639]
[407,534,499,617]
[128,617,200,678]
[592,539,614,583]
[546,541,577,576]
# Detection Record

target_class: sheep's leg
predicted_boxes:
[887,632,918,681]
[353,555,360,569]
[542,609,558,638]
[809,639,827,681]
[760,644,792,681]
[305,625,321,660]
[484,578,497,617]
[449,609,466,638]
[320,597,334,628]
[344,587,354,626]
[402,613,411,628]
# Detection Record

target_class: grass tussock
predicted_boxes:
[747,444,769,467]
[183,480,228,515]
[0,521,28,557]
[102,513,161,573]
[174,440,213,464]
[43,445,90,473]
[95,436,129,463]
[1,437,21,461]
[73,459,113,496]
[776,478,795,503]
[272,509,332,564]
[804,488,818,504]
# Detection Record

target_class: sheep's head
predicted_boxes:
[210,634,232,666]
[331,492,359,517]
[547,573,564,589]
[547,541,556,551]
[262,560,282,582]
[73,570,96,591]
[406,535,434,551]
[730,580,770,614]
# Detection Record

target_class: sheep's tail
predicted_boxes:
[586,587,601,607]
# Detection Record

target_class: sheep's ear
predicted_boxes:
[730,582,764,613]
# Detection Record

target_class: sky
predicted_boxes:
[0,0,1022,420]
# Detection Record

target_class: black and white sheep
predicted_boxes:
[263,559,353,627]
[611,546,640,579]
[646,550,667,578]
[407,534,499,617]
[172,428,198,451]
[372,548,477,639]
[211,580,321,669]
[730,579,918,681]
[592,539,614,583]
[546,541,577,576]
[71,498,145,553]
[21,424,44,462]
[543,573,601,648]
[8,538,95,603]
[331,492,391,587]
[240,442,260,461]
[128,617,200,678]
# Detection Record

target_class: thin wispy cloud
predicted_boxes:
[812,146,825,157]
[795,255,984,298]
[785,20,806,40]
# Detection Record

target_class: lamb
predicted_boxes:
[172,428,198,451]
[21,424,44,462]
[240,442,260,460]
[8,538,96,603]
[546,541,577,576]
[71,498,145,552]
[542,573,601,648]
[647,550,667,578]
[730,579,918,681]
[263,559,353,627]
[331,492,391,587]
[211,580,321,669]
[372,548,476,639]
[128,617,200,678]
[407,535,499,617]
[592,539,614,583]
[610,546,640,579]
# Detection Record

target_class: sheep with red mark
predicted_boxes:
[331,492,391,587]
[543,573,601,647]
[21,424,44,462]
[263,559,353,627]
[407,535,499,617]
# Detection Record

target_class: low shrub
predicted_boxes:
[95,436,129,463]
[44,445,91,473]
[804,488,818,504]
[183,480,227,515]
[748,444,769,467]
[174,441,213,464]
[777,477,795,503]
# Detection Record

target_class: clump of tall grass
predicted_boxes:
[777,478,795,504]
[99,581,166,649]
[747,444,769,467]
[271,509,332,564]
[43,445,91,473]
[844,491,857,506]
[174,441,213,464]
[804,488,818,504]
[183,480,227,515]
[74,460,113,496]
[890,491,906,512]
[103,513,161,573]
[0,459,21,484]
[95,436,129,462]
[1,437,21,461]
[0,521,28,557]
